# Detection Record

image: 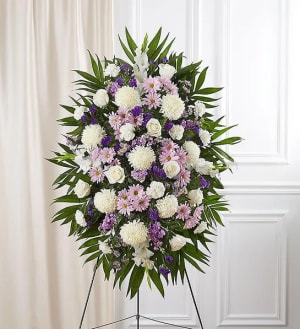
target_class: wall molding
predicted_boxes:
[221,0,288,164]
[217,211,287,326]
[223,183,300,195]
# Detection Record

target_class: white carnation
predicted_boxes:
[146,118,162,137]
[169,124,184,140]
[115,86,141,109]
[199,130,211,147]
[73,106,85,120]
[81,124,105,149]
[94,189,117,213]
[146,181,165,199]
[163,161,180,178]
[75,210,86,227]
[98,241,112,254]
[188,188,203,206]
[159,63,177,79]
[120,220,148,246]
[194,222,208,234]
[74,180,91,198]
[194,101,206,117]
[128,146,156,170]
[104,63,120,77]
[160,94,185,120]
[93,89,109,108]
[105,165,125,184]
[156,195,178,218]
[183,141,200,166]
[120,123,135,141]
[169,235,186,251]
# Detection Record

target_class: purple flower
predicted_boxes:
[129,78,137,87]
[100,213,116,231]
[81,114,87,123]
[114,142,121,152]
[87,220,93,228]
[89,105,97,114]
[161,57,169,63]
[151,164,167,180]
[109,82,119,96]
[132,106,142,117]
[164,121,174,131]
[194,124,200,134]
[116,77,123,85]
[142,113,153,126]
[149,221,165,249]
[159,266,170,276]
[101,135,112,147]
[132,169,148,182]
[200,176,210,189]
[165,256,174,263]
[120,64,130,74]
[148,208,159,221]
[90,116,97,124]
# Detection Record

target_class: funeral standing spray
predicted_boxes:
[49,28,241,298]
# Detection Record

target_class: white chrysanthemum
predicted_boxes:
[98,241,112,254]
[194,222,208,234]
[115,86,141,109]
[75,210,86,227]
[156,195,178,218]
[188,188,203,206]
[160,94,184,120]
[104,63,120,77]
[128,146,155,170]
[183,141,200,166]
[199,129,211,147]
[146,181,165,199]
[94,189,117,213]
[120,220,148,246]
[169,235,186,251]
[81,124,105,149]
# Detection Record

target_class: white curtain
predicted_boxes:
[0,1,114,328]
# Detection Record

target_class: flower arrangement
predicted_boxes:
[49,28,241,298]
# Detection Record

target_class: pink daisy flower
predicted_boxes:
[99,147,116,164]
[91,147,101,162]
[164,82,178,95]
[175,148,188,166]
[117,198,133,216]
[89,167,104,183]
[128,114,143,127]
[118,188,129,200]
[177,204,191,220]
[143,92,161,109]
[178,168,190,186]
[117,108,129,124]
[193,206,203,219]
[158,76,171,86]
[184,216,200,229]
[159,150,179,164]
[143,77,161,92]
[128,184,145,201]
[161,139,179,153]
[132,195,150,212]
[109,113,121,129]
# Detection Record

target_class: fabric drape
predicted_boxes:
[0,1,114,328]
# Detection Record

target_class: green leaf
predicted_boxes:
[118,36,135,63]
[147,27,162,58]
[88,50,101,81]
[198,87,223,95]
[74,70,100,85]
[195,66,208,91]
[127,266,145,298]
[148,269,165,297]
[214,136,242,145]
[125,27,138,54]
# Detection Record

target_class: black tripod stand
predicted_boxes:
[79,265,204,329]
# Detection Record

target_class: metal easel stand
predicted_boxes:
[79,266,204,329]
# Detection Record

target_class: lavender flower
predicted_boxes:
[90,116,97,124]
[131,169,148,182]
[148,208,159,221]
[165,256,174,263]
[142,113,153,126]
[149,221,165,249]
[81,114,87,123]
[116,77,123,85]
[120,63,131,74]
[89,105,97,114]
[100,213,116,230]
[109,82,119,96]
